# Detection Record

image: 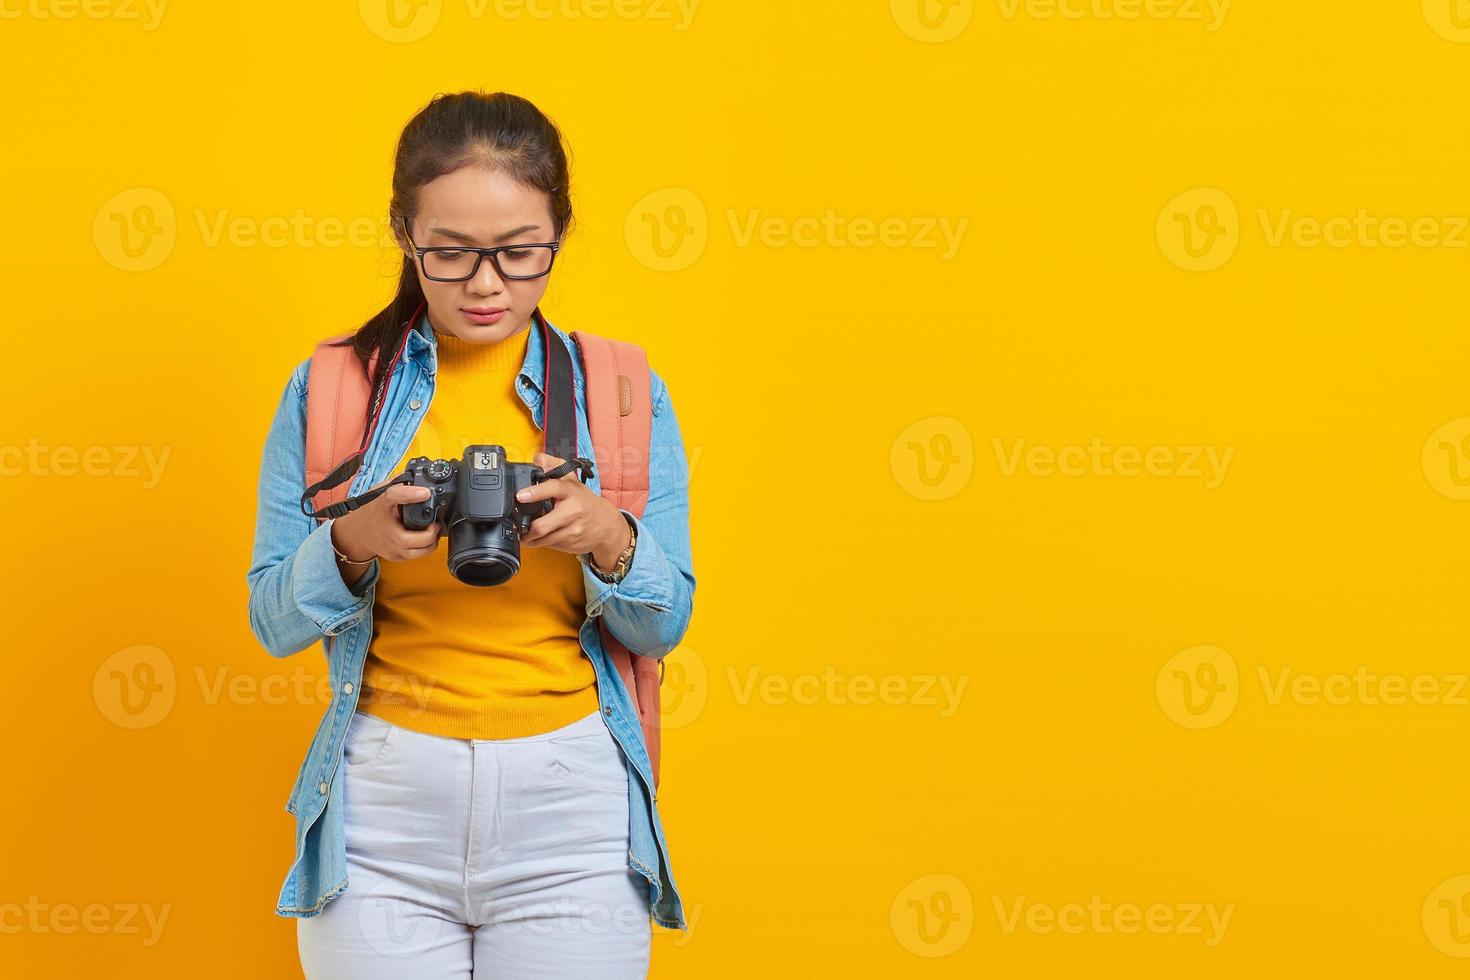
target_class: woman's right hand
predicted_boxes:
[330,479,442,564]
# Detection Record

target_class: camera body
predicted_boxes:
[400,445,555,587]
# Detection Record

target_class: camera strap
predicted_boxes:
[534,305,597,483]
[538,306,580,464]
[300,305,593,522]
[299,300,422,520]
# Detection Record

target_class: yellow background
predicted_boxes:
[4,0,1470,975]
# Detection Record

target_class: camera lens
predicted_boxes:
[446,517,521,587]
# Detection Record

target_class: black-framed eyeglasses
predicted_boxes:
[404,227,560,282]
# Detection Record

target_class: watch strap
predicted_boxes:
[586,513,637,584]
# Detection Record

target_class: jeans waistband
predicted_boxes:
[352,707,605,746]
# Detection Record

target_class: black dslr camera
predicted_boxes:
[399,445,587,587]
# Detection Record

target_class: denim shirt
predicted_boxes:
[245,310,693,930]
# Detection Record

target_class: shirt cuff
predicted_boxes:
[292,518,379,636]
[582,510,675,617]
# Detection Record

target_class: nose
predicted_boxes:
[468,253,506,295]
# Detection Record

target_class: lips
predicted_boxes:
[461,307,507,315]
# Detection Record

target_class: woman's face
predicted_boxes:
[400,165,560,344]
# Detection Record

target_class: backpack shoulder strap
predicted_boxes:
[572,328,665,790]
[304,334,376,519]
[571,329,652,517]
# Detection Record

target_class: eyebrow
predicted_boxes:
[425,224,543,245]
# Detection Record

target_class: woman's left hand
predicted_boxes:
[518,452,630,570]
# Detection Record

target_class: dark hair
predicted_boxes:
[336,90,574,400]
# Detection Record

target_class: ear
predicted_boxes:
[391,215,414,257]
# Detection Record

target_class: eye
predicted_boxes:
[434,249,470,259]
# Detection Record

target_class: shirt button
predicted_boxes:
[342,682,354,695]
[409,399,422,411]
[604,706,612,715]
[318,782,328,795]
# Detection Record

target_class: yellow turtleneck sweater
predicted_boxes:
[356,323,599,739]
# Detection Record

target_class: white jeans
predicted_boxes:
[297,708,652,979]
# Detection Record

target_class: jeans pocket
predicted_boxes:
[343,711,396,770]
[548,724,628,795]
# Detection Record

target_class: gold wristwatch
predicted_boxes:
[586,513,637,584]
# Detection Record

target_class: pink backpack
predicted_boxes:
[301,315,666,788]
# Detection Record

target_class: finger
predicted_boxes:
[394,523,440,550]
[523,509,575,546]
[383,483,433,505]
[390,537,440,560]
[516,478,569,505]
[527,527,578,552]
[548,517,602,554]
[533,452,582,483]
[399,542,441,560]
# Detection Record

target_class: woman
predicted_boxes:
[245,90,693,979]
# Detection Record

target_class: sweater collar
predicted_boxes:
[406,305,557,395]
